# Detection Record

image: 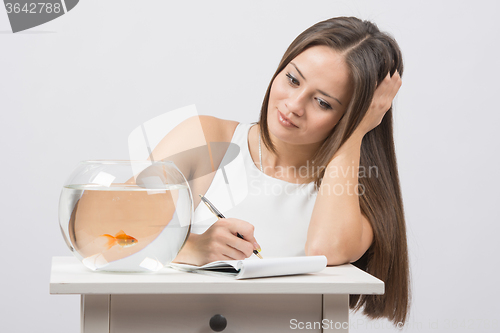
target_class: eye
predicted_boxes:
[316,98,332,110]
[286,73,299,86]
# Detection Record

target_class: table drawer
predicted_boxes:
[110,294,322,333]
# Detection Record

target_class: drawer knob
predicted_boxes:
[209,314,227,332]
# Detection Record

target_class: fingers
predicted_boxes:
[379,71,401,99]
[225,234,256,258]
[221,240,253,260]
[390,70,402,98]
[201,218,260,262]
[223,218,261,252]
[374,71,402,111]
[357,70,402,135]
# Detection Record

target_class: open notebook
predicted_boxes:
[169,256,327,279]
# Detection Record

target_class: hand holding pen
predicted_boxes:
[200,195,263,259]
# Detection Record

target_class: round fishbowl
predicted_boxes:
[59,160,193,272]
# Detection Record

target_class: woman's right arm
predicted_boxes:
[172,218,260,266]
[149,116,260,265]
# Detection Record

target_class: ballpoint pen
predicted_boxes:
[199,194,263,259]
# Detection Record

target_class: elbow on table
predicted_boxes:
[305,240,365,266]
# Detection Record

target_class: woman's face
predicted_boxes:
[267,45,353,146]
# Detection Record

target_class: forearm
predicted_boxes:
[172,233,201,265]
[306,130,367,265]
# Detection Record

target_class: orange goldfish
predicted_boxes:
[101,230,138,250]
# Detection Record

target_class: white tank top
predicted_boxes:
[192,123,318,257]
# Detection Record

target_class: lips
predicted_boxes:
[278,111,298,128]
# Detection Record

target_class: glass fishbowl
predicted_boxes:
[59,160,193,272]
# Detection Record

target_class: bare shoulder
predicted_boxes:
[197,115,239,143]
[151,115,238,160]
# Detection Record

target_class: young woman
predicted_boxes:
[154,16,409,325]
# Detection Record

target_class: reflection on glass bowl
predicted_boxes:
[59,161,192,272]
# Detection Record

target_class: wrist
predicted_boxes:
[329,131,363,164]
[172,232,199,264]
[350,127,366,143]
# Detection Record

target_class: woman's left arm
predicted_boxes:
[305,72,402,265]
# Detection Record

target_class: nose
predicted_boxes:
[285,89,306,117]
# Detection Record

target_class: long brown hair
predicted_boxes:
[258,17,410,325]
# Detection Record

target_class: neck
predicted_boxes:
[259,124,321,177]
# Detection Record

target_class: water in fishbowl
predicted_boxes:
[59,183,192,272]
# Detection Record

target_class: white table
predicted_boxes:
[50,256,383,333]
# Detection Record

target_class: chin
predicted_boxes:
[267,115,303,145]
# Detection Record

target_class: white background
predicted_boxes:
[1,0,499,332]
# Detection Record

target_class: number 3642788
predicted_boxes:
[5,3,62,14]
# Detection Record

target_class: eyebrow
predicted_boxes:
[290,62,343,106]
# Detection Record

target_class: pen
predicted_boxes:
[199,194,263,259]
